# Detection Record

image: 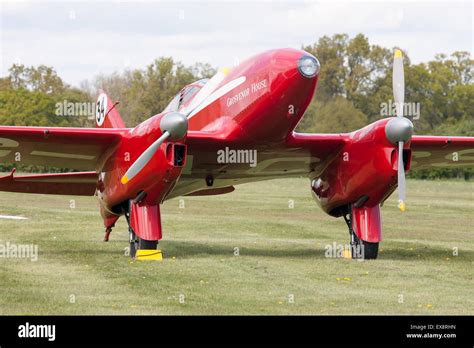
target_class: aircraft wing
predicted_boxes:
[169,131,348,198]
[0,169,98,196]
[410,135,474,170]
[285,132,348,157]
[0,126,126,171]
[183,131,347,178]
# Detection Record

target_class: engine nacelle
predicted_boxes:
[98,137,186,215]
[311,118,411,217]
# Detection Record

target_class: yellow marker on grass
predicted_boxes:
[136,249,163,261]
[342,249,352,259]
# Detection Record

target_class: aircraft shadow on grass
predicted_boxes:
[38,239,473,262]
[159,240,474,261]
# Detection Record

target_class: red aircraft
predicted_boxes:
[1,48,473,259]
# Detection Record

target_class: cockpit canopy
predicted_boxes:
[164,78,209,113]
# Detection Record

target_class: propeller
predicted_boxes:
[121,68,231,185]
[385,49,414,211]
[120,112,188,184]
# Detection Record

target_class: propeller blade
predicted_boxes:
[391,49,408,211]
[121,131,170,184]
[397,141,406,212]
[121,112,188,184]
[392,49,405,118]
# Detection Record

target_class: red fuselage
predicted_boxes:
[97,48,405,230]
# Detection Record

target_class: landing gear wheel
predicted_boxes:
[125,200,159,259]
[343,210,379,260]
[351,232,379,260]
[138,238,158,250]
[361,241,379,259]
[128,227,158,259]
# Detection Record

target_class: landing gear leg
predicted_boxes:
[343,207,379,260]
[101,212,119,242]
[125,210,138,258]
[103,227,112,242]
[125,200,161,259]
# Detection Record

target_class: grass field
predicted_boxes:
[0,178,472,315]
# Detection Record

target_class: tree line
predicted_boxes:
[0,33,472,178]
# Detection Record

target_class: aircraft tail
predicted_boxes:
[95,90,125,128]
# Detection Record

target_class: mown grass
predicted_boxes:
[0,179,472,315]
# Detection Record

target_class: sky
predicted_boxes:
[1,0,472,87]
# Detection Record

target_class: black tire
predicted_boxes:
[129,229,158,258]
[138,238,158,250]
[361,241,379,259]
[351,233,379,260]
[128,227,158,258]
[126,201,158,258]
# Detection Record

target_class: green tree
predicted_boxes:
[0,88,57,126]
[300,34,391,133]
[92,58,216,126]
[8,64,65,95]
[297,96,368,133]
[303,33,349,100]
[300,34,473,140]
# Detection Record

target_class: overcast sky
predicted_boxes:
[1,0,472,87]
